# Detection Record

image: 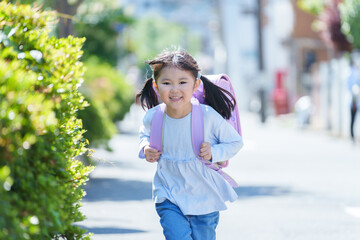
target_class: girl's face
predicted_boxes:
[155,67,200,119]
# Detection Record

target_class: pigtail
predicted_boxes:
[201,75,236,119]
[135,77,159,110]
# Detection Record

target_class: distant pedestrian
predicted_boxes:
[136,48,243,240]
[347,57,360,143]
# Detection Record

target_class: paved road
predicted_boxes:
[79,111,360,240]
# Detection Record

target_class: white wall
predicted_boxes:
[264,0,294,74]
[220,0,294,111]
[220,0,252,110]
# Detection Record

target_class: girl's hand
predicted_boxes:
[144,145,161,163]
[200,142,212,161]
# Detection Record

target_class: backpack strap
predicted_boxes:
[149,103,166,152]
[191,100,239,188]
[191,99,204,157]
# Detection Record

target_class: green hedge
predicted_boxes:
[77,97,116,149]
[0,2,93,239]
[74,6,134,67]
[78,56,133,147]
[82,56,133,123]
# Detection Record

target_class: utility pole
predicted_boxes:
[243,1,265,69]
[257,0,264,72]
[241,0,267,122]
[257,0,267,123]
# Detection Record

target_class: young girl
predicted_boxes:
[136,49,243,240]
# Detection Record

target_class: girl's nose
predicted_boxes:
[170,85,179,92]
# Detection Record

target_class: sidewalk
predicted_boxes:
[79,108,360,240]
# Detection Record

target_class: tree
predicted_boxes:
[9,0,83,37]
[340,0,360,49]
[123,16,201,76]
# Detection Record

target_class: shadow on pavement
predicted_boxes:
[79,226,146,234]
[83,178,152,202]
[83,178,295,202]
[235,185,293,199]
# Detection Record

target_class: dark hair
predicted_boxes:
[135,77,159,109]
[135,48,236,119]
[200,75,236,119]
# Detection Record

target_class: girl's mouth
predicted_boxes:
[170,96,182,102]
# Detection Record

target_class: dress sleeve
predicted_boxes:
[210,117,244,163]
[138,107,156,158]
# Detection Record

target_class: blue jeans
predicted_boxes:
[155,199,219,240]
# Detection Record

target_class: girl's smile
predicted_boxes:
[170,96,182,102]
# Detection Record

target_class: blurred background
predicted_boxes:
[11,0,360,140]
[3,0,360,239]
[7,0,360,141]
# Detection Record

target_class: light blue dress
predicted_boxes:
[139,104,243,215]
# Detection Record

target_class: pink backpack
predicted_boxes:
[150,74,242,187]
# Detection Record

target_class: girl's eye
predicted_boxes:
[162,82,170,85]
[180,81,187,84]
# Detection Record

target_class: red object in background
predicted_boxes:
[272,70,289,115]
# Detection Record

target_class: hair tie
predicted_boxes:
[197,72,201,79]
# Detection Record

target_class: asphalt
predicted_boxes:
[78,107,360,240]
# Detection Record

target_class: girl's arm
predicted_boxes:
[210,119,243,163]
[138,107,156,158]
[211,120,244,162]
[139,123,150,159]
[203,105,244,163]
